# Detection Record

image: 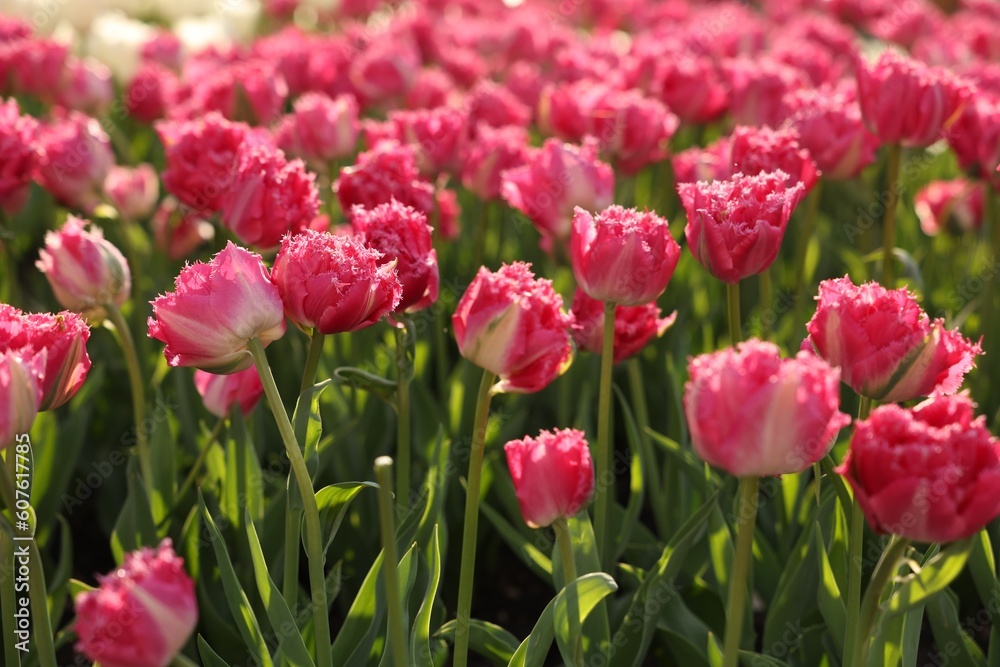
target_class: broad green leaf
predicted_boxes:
[969,529,998,610]
[378,543,420,667]
[887,538,973,615]
[110,456,157,563]
[244,509,314,667]
[436,619,520,666]
[411,525,442,667]
[612,387,645,563]
[508,573,618,667]
[925,590,986,667]
[739,651,789,666]
[315,482,379,554]
[68,579,94,597]
[293,379,334,474]
[148,387,177,528]
[198,493,272,667]
[223,409,263,530]
[814,527,846,657]
[329,552,384,666]
[333,366,397,402]
[198,635,233,667]
[645,428,718,494]
[551,513,611,659]
[708,504,734,601]
[479,498,552,579]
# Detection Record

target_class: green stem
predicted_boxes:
[27,543,56,667]
[722,476,760,667]
[248,338,332,667]
[844,396,873,665]
[395,324,413,510]
[849,536,909,667]
[727,282,742,344]
[453,369,497,667]
[881,144,902,286]
[759,268,773,340]
[553,518,582,667]
[172,654,201,667]
[174,417,225,508]
[104,303,153,489]
[300,331,327,394]
[792,181,823,329]
[627,359,669,538]
[0,531,20,667]
[594,301,617,571]
[374,457,407,667]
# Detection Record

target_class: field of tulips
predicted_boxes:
[2,0,1000,665]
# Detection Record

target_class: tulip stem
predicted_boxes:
[594,300,617,572]
[375,457,408,667]
[722,476,759,667]
[844,395,873,666]
[104,303,153,490]
[27,543,57,667]
[554,518,583,667]
[172,654,200,667]
[727,282,742,344]
[248,338,332,667]
[881,143,902,286]
[627,358,669,538]
[759,268,773,340]
[301,331,327,394]
[0,532,20,667]
[792,180,823,329]
[174,417,226,509]
[849,536,909,667]
[454,369,497,667]
[395,321,413,510]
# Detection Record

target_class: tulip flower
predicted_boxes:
[461,124,531,202]
[148,242,287,373]
[504,428,595,529]
[0,351,42,448]
[915,179,985,236]
[104,164,159,221]
[275,92,360,172]
[0,99,38,216]
[151,197,215,261]
[194,367,264,419]
[570,290,676,365]
[35,110,114,213]
[75,539,198,667]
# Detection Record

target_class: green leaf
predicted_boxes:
[110,455,157,563]
[925,590,986,667]
[315,482,379,555]
[198,493,273,667]
[411,525,442,667]
[814,527,847,658]
[609,491,719,667]
[333,367,397,402]
[223,409,263,530]
[612,386,645,562]
[293,379,334,474]
[479,498,552,579]
[378,543,420,667]
[645,428,719,494]
[198,635,234,667]
[739,651,789,666]
[68,579,95,597]
[148,388,177,527]
[508,573,618,667]
[707,504,734,601]
[436,619,521,666]
[244,509,315,667]
[887,538,973,615]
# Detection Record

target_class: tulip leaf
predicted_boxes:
[293,379,335,477]
[508,573,618,667]
[887,538,973,615]
[332,366,397,403]
[411,525,442,667]
[479,497,553,579]
[612,386,646,565]
[110,455,158,563]
[314,481,379,555]
[609,491,719,667]
[814,527,847,657]
[435,619,521,666]
[739,651,789,666]
[222,408,263,531]
[925,589,987,667]
[969,529,999,610]
[377,542,420,667]
[198,493,273,667]
[68,578,94,598]
[330,550,385,666]
[197,635,234,667]
[244,509,315,667]
[645,427,719,494]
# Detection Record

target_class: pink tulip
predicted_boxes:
[151,198,215,262]
[125,63,178,123]
[0,99,38,215]
[838,393,1000,543]
[684,340,851,477]
[35,111,114,213]
[461,124,531,202]
[915,179,985,236]
[367,107,467,177]
[58,58,114,116]
[504,428,595,528]
[729,125,820,192]
[678,171,804,283]
[805,277,982,403]
[351,200,438,314]
[271,230,401,334]
[570,290,676,365]
[104,164,159,221]
[36,216,131,319]
[75,539,198,667]
[275,92,360,171]
[148,242,287,373]
[453,262,573,394]
[0,351,42,448]
[194,367,264,418]
[570,205,681,306]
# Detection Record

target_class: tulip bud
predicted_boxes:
[194,367,264,418]
[684,340,851,477]
[104,164,159,221]
[275,92,360,171]
[504,428,595,528]
[35,111,114,213]
[75,539,198,667]
[36,216,131,321]
[0,351,42,448]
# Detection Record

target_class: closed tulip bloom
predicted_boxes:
[194,367,264,418]
[0,351,42,448]
[0,99,38,215]
[219,144,319,250]
[351,200,438,314]
[504,428,595,528]
[75,539,198,667]
[656,55,729,124]
[275,92,359,171]
[271,230,401,334]
[915,179,985,236]
[36,216,131,320]
[35,111,114,213]
[684,340,851,477]
[501,138,614,242]
[678,171,805,283]
[148,242,287,373]
[570,289,676,365]
[805,277,982,403]
[856,50,972,148]
[104,164,159,221]
[571,206,681,306]
[461,124,531,202]
[0,305,91,411]
[838,393,1000,543]
[453,262,573,394]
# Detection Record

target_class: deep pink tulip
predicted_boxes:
[656,55,729,124]
[75,539,198,667]
[805,277,982,403]
[684,340,850,477]
[453,262,573,394]
[724,56,805,129]
[151,198,215,262]
[729,125,820,192]
[36,216,131,319]
[275,92,360,171]
[838,393,1000,543]
[148,242,287,373]
[179,59,288,126]
[271,230,401,334]
[915,179,985,236]
[58,58,114,115]
[366,107,467,177]
[0,351,42,448]
[104,164,159,221]
[461,124,531,202]
[504,428,595,528]
[125,63,178,123]
[351,200,438,314]
[570,290,676,365]
[570,205,680,306]
[0,99,38,215]
[35,111,114,213]
[194,367,264,419]
[678,171,805,283]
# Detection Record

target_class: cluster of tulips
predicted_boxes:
[2,0,1000,665]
